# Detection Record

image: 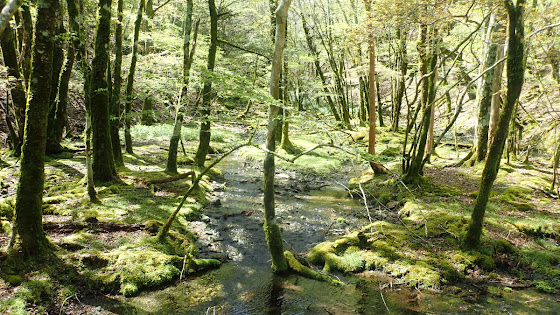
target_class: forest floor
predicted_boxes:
[0,113,560,313]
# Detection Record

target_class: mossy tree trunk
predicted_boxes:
[9,0,59,258]
[464,0,526,249]
[364,0,376,155]
[167,0,197,173]
[264,0,292,273]
[0,24,26,156]
[90,0,117,183]
[125,0,145,154]
[19,4,33,84]
[474,14,503,163]
[391,27,408,132]
[46,9,65,155]
[111,0,124,167]
[194,0,217,167]
[0,0,24,36]
[402,25,437,184]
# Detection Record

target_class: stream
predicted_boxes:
[90,154,560,314]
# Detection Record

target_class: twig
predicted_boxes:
[380,283,391,314]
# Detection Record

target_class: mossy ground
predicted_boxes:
[0,123,232,312]
[309,132,560,294]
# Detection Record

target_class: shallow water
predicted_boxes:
[92,154,560,314]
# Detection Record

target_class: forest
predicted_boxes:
[0,0,559,313]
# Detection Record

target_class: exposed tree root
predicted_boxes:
[43,222,145,233]
[284,251,343,286]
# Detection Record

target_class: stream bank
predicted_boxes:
[89,153,560,314]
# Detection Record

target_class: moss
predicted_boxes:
[103,247,183,296]
[496,186,534,211]
[284,251,343,286]
[534,280,558,294]
[474,253,496,271]
[0,196,15,220]
[5,275,24,286]
[1,220,12,234]
[402,262,442,289]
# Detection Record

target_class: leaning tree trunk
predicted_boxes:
[9,0,58,258]
[90,0,117,182]
[464,0,526,249]
[167,0,198,173]
[193,0,217,167]
[124,0,145,154]
[110,0,124,166]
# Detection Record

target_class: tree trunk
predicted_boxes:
[9,0,59,258]
[391,27,407,132]
[111,0,124,167]
[365,0,376,155]
[0,24,26,156]
[125,0,145,154]
[488,44,505,151]
[264,0,292,273]
[167,0,198,173]
[194,0,217,167]
[465,0,526,249]
[141,94,155,125]
[403,25,437,184]
[90,0,117,183]
[301,14,341,122]
[474,14,503,163]
[52,42,75,147]
[46,10,65,155]
[19,4,32,84]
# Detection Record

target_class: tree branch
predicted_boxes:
[0,0,23,37]
[217,38,271,61]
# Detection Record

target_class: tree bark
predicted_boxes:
[90,0,117,182]
[194,0,217,167]
[167,0,198,173]
[365,0,376,155]
[264,0,292,273]
[46,10,65,155]
[391,27,408,132]
[465,0,526,249]
[125,0,145,154]
[111,0,125,167]
[0,0,23,37]
[0,24,26,156]
[474,14,503,163]
[9,0,59,258]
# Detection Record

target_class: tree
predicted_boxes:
[90,0,118,182]
[0,23,26,156]
[193,0,218,167]
[9,0,59,257]
[263,0,292,273]
[0,0,23,36]
[464,0,526,249]
[111,0,125,167]
[166,0,198,173]
[124,0,145,154]
[364,0,376,155]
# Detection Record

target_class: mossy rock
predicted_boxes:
[5,275,23,286]
[0,197,15,220]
